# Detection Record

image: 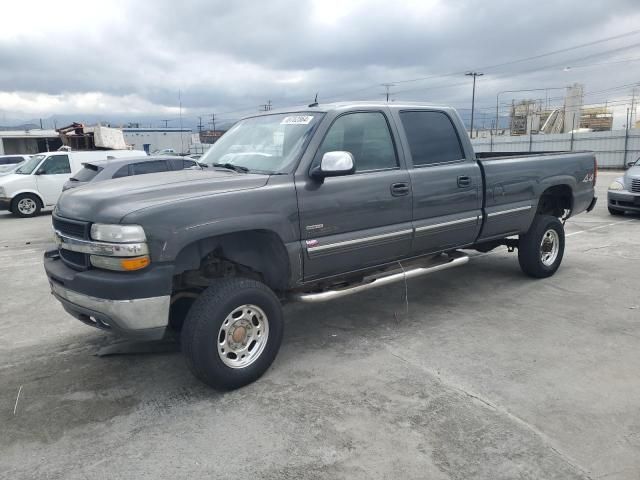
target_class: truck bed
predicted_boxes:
[475,150,597,242]
[476,151,585,160]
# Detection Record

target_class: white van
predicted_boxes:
[0,150,147,217]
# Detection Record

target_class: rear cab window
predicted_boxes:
[399,110,465,166]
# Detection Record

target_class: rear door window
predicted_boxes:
[399,111,465,166]
[112,165,130,179]
[130,160,170,176]
[182,160,198,169]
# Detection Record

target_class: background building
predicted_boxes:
[122,127,194,154]
[0,129,61,155]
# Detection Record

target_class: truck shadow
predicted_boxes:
[2,252,524,445]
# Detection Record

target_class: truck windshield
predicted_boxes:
[15,155,46,174]
[199,112,322,174]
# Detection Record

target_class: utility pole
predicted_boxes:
[381,83,396,102]
[197,116,204,133]
[209,113,216,133]
[259,100,272,112]
[160,119,171,128]
[178,90,184,155]
[465,72,483,138]
[631,88,637,128]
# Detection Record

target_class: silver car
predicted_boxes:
[62,156,202,191]
[608,157,640,215]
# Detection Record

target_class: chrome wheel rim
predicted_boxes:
[540,229,560,266]
[217,304,269,369]
[17,198,36,215]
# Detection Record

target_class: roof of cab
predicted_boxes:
[241,101,456,119]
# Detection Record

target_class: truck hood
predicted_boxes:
[55,169,269,223]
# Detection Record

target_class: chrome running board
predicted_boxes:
[292,251,469,303]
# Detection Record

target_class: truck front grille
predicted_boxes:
[53,215,89,239]
[631,179,640,193]
[53,215,91,270]
[59,249,90,270]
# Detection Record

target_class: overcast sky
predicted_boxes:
[1,0,640,128]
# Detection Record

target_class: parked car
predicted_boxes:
[45,102,597,390]
[0,149,146,217]
[608,157,640,215]
[0,154,30,175]
[152,148,176,155]
[63,156,202,191]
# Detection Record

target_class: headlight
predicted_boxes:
[608,181,624,191]
[90,224,146,243]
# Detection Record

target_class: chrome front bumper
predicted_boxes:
[50,281,170,340]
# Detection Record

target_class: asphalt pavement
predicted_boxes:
[1,170,638,479]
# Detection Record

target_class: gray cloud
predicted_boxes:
[1,0,639,127]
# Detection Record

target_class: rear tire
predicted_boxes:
[181,277,284,390]
[11,194,41,218]
[518,215,565,278]
[608,206,624,216]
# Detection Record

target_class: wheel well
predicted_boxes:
[172,230,290,294]
[536,185,572,218]
[11,192,44,209]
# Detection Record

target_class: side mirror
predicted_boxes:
[310,151,355,180]
[34,169,44,175]
[628,161,636,168]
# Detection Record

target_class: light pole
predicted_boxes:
[381,83,396,102]
[465,72,483,138]
[494,87,566,136]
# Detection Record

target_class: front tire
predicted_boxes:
[11,193,41,218]
[181,277,284,390]
[518,215,565,278]
[608,206,624,216]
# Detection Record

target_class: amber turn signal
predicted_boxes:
[120,255,151,271]
[89,254,150,271]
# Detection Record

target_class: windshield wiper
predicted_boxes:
[212,163,250,173]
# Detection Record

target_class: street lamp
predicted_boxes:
[465,72,483,138]
[494,87,566,136]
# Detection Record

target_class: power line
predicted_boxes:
[144,28,640,128]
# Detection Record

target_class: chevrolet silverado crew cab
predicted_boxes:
[44,102,597,389]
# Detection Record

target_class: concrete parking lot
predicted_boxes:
[1,170,638,480]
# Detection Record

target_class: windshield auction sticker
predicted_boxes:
[281,115,314,125]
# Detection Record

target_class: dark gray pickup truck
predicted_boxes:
[44,102,597,389]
